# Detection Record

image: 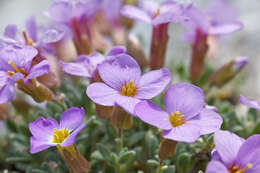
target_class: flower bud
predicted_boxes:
[127,33,148,68]
[110,106,133,130]
[210,57,248,87]
[17,80,53,103]
[55,39,77,62]
[158,137,177,161]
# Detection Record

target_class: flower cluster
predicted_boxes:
[0,0,258,173]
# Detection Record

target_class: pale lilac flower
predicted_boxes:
[29,107,85,154]
[0,45,49,103]
[121,0,188,26]
[184,0,243,42]
[87,54,171,114]
[206,130,260,173]
[60,46,126,79]
[239,95,260,110]
[135,83,222,143]
[1,17,68,53]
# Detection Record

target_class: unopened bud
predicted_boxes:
[210,57,248,87]
[127,33,148,68]
[17,80,53,103]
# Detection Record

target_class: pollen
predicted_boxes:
[169,111,184,127]
[120,80,137,97]
[229,163,252,173]
[52,128,70,144]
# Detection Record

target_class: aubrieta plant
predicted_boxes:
[0,0,259,173]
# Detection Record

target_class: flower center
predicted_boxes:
[169,111,184,127]
[229,164,252,173]
[52,128,70,144]
[120,80,137,97]
[8,60,27,76]
[153,8,160,18]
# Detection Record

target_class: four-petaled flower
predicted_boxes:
[87,53,171,115]
[0,45,49,103]
[135,83,222,142]
[29,107,86,154]
[206,130,260,173]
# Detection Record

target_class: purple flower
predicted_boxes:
[47,0,95,23]
[135,83,222,143]
[0,45,49,103]
[60,46,126,79]
[86,53,171,114]
[1,17,68,54]
[184,0,243,42]
[239,95,260,110]
[206,130,260,173]
[29,107,86,154]
[121,0,188,26]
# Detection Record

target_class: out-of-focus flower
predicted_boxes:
[135,83,222,160]
[185,0,243,82]
[239,95,260,110]
[121,0,189,70]
[206,130,260,173]
[184,0,243,42]
[29,107,89,172]
[87,53,171,115]
[60,46,126,81]
[46,0,105,55]
[210,57,248,87]
[0,45,52,103]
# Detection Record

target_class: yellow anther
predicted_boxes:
[8,61,27,76]
[120,80,137,97]
[52,128,70,144]
[229,163,252,173]
[169,111,184,127]
[27,38,34,46]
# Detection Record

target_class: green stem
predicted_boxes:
[157,165,163,173]
[157,160,163,173]
[117,128,123,153]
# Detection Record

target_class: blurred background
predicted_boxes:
[0,0,259,98]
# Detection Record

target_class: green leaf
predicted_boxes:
[6,156,31,163]
[147,160,159,169]
[119,151,136,163]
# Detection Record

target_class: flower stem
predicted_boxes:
[157,161,163,173]
[117,128,123,153]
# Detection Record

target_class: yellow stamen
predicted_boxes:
[169,111,184,127]
[154,8,160,17]
[22,29,34,46]
[229,163,252,173]
[120,80,137,97]
[8,60,21,73]
[52,128,70,144]
[8,61,27,76]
